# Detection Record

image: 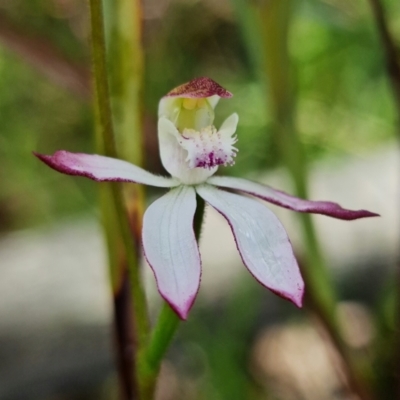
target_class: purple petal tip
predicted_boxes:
[164,297,195,321]
[34,150,97,180]
[294,286,305,308]
[34,151,67,173]
[269,281,305,308]
[268,197,380,221]
[33,151,49,163]
[317,206,380,220]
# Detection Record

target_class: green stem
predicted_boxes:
[89,0,148,348]
[139,195,206,395]
[101,0,150,349]
[103,0,145,165]
[366,0,400,397]
[88,0,149,398]
[233,0,372,398]
[367,0,400,135]
[145,304,180,374]
[89,0,117,158]
[256,0,339,339]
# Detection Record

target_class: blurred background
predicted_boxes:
[0,0,399,399]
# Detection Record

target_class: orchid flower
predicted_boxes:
[35,77,378,320]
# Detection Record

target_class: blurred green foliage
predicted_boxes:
[0,48,93,230]
[0,0,398,232]
[0,1,399,399]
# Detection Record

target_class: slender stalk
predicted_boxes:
[98,181,138,400]
[89,0,117,157]
[367,0,400,134]
[233,0,372,398]
[104,0,146,307]
[139,196,206,396]
[88,0,149,398]
[103,1,150,396]
[101,0,149,343]
[258,0,339,331]
[103,0,145,164]
[366,0,400,397]
[144,304,180,376]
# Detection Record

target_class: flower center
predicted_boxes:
[173,97,215,132]
[182,98,207,110]
[167,99,239,170]
[177,125,237,169]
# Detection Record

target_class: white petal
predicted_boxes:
[218,112,239,138]
[158,117,217,184]
[35,151,179,187]
[207,95,220,109]
[158,97,181,121]
[196,184,304,306]
[142,185,201,319]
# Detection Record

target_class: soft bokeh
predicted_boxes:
[0,0,398,399]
